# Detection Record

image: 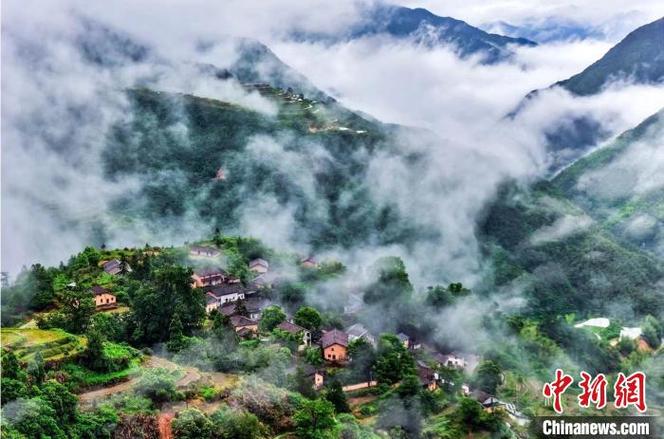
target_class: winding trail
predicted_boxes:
[78,356,203,407]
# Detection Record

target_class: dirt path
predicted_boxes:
[78,377,139,406]
[78,356,200,406]
[78,355,234,408]
[158,412,174,439]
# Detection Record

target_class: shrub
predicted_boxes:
[172,408,213,439]
[135,368,178,403]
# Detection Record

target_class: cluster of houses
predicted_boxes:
[93,246,518,417]
[188,247,275,335]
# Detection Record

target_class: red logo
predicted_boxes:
[543,369,574,414]
[614,372,647,413]
[543,370,647,414]
[578,371,607,409]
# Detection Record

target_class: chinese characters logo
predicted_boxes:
[543,369,646,414]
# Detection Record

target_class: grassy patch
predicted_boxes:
[1,328,85,363]
[64,358,142,390]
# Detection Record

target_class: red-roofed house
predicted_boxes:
[321,329,348,363]
[191,268,227,288]
[92,285,117,310]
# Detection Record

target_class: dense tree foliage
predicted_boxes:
[259,306,287,332]
[373,334,416,385]
[294,306,322,331]
[293,398,336,439]
[128,263,205,345]
[473,360,502,394]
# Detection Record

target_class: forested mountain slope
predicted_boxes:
[552,108,664,257]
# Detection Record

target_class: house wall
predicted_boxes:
[313,373,324,389]
[323,344,347,361]
[342,381,377,392]
[206,303,219,313]
[95,294,116,308]
[191,274,224,288]
[234,324,258,333]
[191,275,203,288]
[218,292,245,304]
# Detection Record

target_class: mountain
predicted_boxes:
[78,19,333,103]
[552,109,664,257]
[479,112,664,321]
[293,4,536,64]
[482,19,604,43]
[555,17,664,96]
[509,17,664,172]
[478,180,663,320]
[511,17,664,109]
[199,39,334,103]
[103,87,429,252]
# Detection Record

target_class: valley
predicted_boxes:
[1,2,663,439]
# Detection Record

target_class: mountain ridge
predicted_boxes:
[291,4,536,63]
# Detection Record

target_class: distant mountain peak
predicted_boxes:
[556,17,664,96]
[291,3,536,64]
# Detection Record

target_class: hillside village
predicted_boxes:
[3,4,664,438]
[1,235,555,438]
[3,230,660,438]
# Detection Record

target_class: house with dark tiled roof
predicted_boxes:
[191,267,227,288]
[433,352,466,369]
[345,323,376,346]
[92,285,117,310]
[205,294,220,313]
[230,315,258,335]
[417,361,439,391]
[303,364,325,390]
[205,283,252,306]
[321,329,348,363]
[102,259,130,275]
[276,320,311,347]
[396,332,410,349]
[214,295,270,320]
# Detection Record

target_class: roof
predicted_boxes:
[230,315,257,328]
[396,333,410,342]
[346,323,370,338]
[236,327,254,337]
[471,389,492,404]
[301,256,317,264]
[206,295,218,305]
[277,321,307,334]
[249,258,269,268]
[193,267,226,277]
[302,364,325,377]
[417,363,435,384]
[103,259,121,270]
[245,296,271,313]
[219,303,237,316]
[321,329,348,349]
[207,284,251,298]
[434,352,464,365]
[92,285,112,296]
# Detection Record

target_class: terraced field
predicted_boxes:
[1,328,86,363]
